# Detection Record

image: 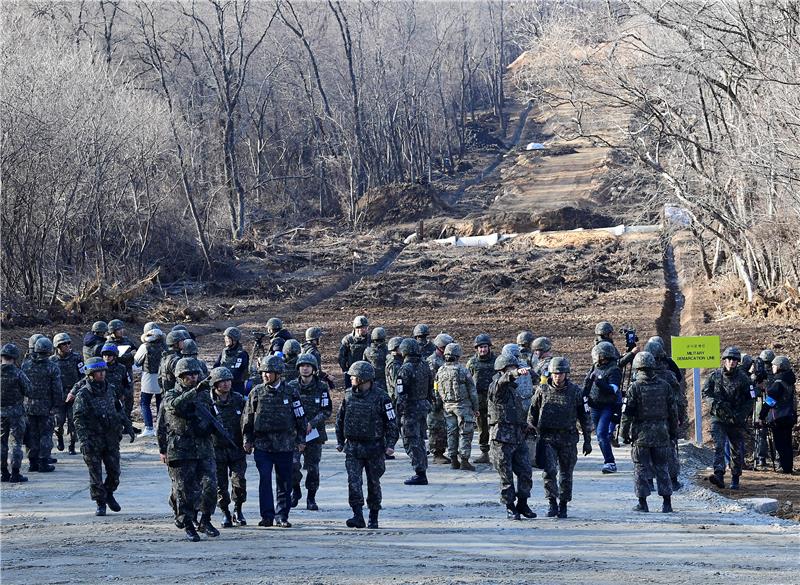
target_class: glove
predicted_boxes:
[582,439,592,456]
[336,444,344,452]
[128,431,136,443]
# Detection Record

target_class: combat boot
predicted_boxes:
[633,497,649,513]
[184,520,201,542]
[197,513,220,537]
[709,471,725,488]
[47,457,58,464]
[661,496,673,513]
[38,458,55,472]
[516,497,537,519]
[450,457,461,470]
[671,477,683,491]
[729,474,740,490]
[9,468,28,483]
[95,503,107,517]
[68,441,76,455]
[56,432,65,452]
[404,473,428,485]
[460,457,476,471]
[433,453,451,464]
[473,452,490,464]
[106,493,121,512]
[547,498,558,517]
[28,459,39,472]
[346,507,366,528]
[306,490,319,511]
[275,518,292,528]
[557,500,568,518]
[506,502,521,521]
[291,485,301,508]
[221,507,233,528]
[367,508,379,529]
[1,464,10,482]
[258,518,273,527]
[234,503,247,525]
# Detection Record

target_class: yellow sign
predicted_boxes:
[670,335,720,369]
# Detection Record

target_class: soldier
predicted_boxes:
[282,339,302,382]
[753,349,776,468]
[466,334,497,464]
[594,321,637,368]
[242,355,306,528]
[336,361,399,529]
[528,357,593,519]
[395,338,433,485]
[267,318,294,355]
[620,352,678,513]
[22,337,61,473]
[702,346,754,489]
[288,354,332,510]
[583,341,622,474]
[101,344,134,426]
[162,358,220,541]
[435,343,478,471]
[1,344,31,483]
[209,367,247,528]
[181,339,209,377]
[427,333,454,464]
[384,336,404,407]
[73,358,136,516]
[301,327,323,368]
[82,322,108,362]
[339,316,370,386]
[413,324,436,359]
[106,319,137,376]
[134,327,165,437]
[517,331,535,366]
[488,354,535,520]
[503,343,536,464]
[213,327,249,395]
[22,334,44,367]
[364,327,389,391]
[759,356,796,474]
[530,337,553,381]
[159,330,189,394]
[50,333,83,454]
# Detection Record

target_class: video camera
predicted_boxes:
[753,357,768,383]
[619,326,639,351]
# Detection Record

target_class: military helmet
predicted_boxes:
[388,336,404,352]
[399,338,420,357]
[371,327,387,342]
[759,349,775,363]
[100,343,119,356]
[223,326,241,341]
[632,351,656,370]
[84,357,107,373]
[772,356,791,372]
[1,343,20,360]
[53,333,72,347]
[267,318,283,333]
[474,333,492,347]
[258,355,285,374]
[643,340,666,359]
[444,343,462,359]
[28,333,44,350]
[516,331,535,346]
[92,321,109,334]
[592,341,617,363]
[494,354,518,371]
[647,335,665,348]
[532,337,551,352]
[305,327,322,341]
[352,315,369,328]
[34,337,54,355]
[166,331,184,347]
[433,333,454,349]
[143,321,160,333]
[283,339,301,356]
[502,343,521,358]
[172,324,188,332]
[740,353,753,371]
[347,360,375,381]
[108,319,125,332]
[181,339,199,356]
[210,366,234,385]
[296,353,319,370]
[594,321,614,336]
[174,357,201,378]
[413,324,430,338]
[721,346,742,361]
[549,356,570,373]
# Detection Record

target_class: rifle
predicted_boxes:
[192,377,243,454]
[766,423,777,471]
[612,360,632,443]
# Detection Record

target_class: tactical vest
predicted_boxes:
[295,379,325,421]
[219,346,246,373]
[385,358,401,395]
[1,364,25,407]
[345,335,369,365]
[22,358,57,414]
[344,388,380,441]
[635,378,670,421]
[51,352,83,395]
[437,364,470,403]
[300,343,321,368]
[212,392,245,448]
[283,358,299,382]
[588,362,621,406]
[399,359,431,402]
[514,371,534,404]
[468,354,496,393]
[143,342,162,374]
[254,386,294,433]
[159,350,179,391]
[106,362,130,397]
[76,382,121,433]
[537,384,580,430]
[365,345,388,382]
[488,376,525,426]
[427,352,444,378]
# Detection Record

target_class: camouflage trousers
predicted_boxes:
[216,456,247,509]
[53,403,75,448]
[631,444,672,498]
[711,421,746,477]
[169,458,218,524]
[443,403,475,460]
[1,408,27,469]
[121,388,134,426]
[292,441,323,494]
[345,452,385,510]
[667,439,680,479]
[24,414,53,462]
[490,440,532,506]
[539,431,578,502]
[81,442,121,504]
[476,392,489,453]
[401,411,428,474]
[427,408,448,455]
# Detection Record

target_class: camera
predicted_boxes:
[619,327,639,351]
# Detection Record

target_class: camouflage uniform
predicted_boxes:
[300,341,322,370]
[107,334,138,375]
[50,350,83,452]
[488,370,532,507]
[213,344,249,395]
[211,390,247,511]
[288,376,332,501]
[418,340,436,360]
[158,348,181,393]
[651,358,683,482]
[385,354,402,406]
[105,360,133,424]
[396,354,433,476]
[364,342,389,391]
[529,380,592,503]
[426,350,448,458]
[1,363,30,473]
[22,355,62,467]
[82,334,106,362]
[338,334,370,381]
[466,352,496,457]
[335,383,399,511]
[621,371,678,498]
[436,362,478,460]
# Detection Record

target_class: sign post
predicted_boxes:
[671,335,721,445]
